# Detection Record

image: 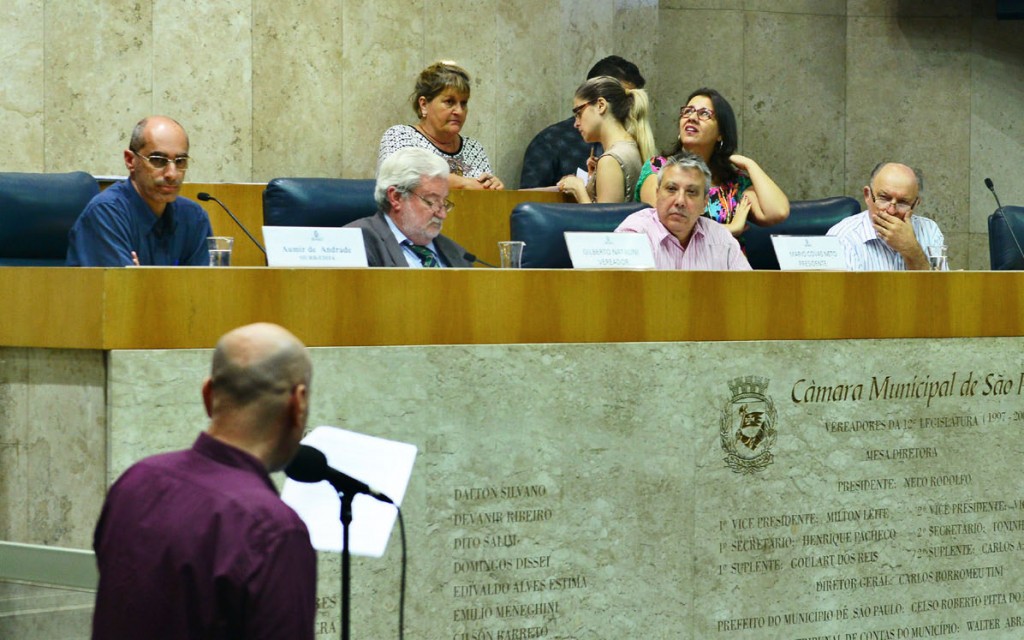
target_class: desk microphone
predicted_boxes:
[463,251,498,268]
[197,192,267,257]
[984,178,1024,267]
[285,444,393,504]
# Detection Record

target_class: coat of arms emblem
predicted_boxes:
[720,376,777,473]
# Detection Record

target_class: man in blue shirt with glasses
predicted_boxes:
[67,115,212,266]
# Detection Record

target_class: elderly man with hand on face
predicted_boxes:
[827,162,945,271]
[67,115,212,267]
[346,146,472,267]
[614,151,750,270]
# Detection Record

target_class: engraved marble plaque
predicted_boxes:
[102,337,1024,639]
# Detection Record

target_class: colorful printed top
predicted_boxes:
[635,155,753,224]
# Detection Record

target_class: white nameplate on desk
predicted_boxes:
[771,235,845,270]
[565,232,656,269]
[262,226,368,267]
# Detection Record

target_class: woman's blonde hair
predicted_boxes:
[575,76,655,160]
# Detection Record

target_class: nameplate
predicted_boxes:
[771,235,845,270]
[565,232,656,269]
[262,226,368,267]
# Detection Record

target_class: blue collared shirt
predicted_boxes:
[66,179,212,266]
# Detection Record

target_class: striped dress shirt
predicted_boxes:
[615,208,751,270]
[826,211,946,271]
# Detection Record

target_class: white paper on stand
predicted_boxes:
[281,426,417,557]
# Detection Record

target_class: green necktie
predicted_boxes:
[404,241,439,268]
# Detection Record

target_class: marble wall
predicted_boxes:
[9,332,1024,636]
[94,336,1024,638]
[1,0,1023,268]
[0,348,105,548]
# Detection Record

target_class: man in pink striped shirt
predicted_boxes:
[615,152,750,270]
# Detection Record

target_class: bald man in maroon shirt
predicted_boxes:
[92,323,317,640]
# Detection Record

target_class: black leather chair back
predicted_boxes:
[744,196,861,269]
[988,206,1024,270]
[262,178,377,227]
[0,171,99,266]
[509,201,648,268]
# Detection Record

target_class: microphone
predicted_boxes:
[197,192,267,256]
[464,251,498,268]
[285,444,394,504]
[985,178,1024,267]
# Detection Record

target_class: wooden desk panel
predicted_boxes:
[0,269,106,348]
[180,183,268,268]
[3,268,1022,349]
[182,184,564,267]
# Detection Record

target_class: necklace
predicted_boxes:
[415,123,459,153]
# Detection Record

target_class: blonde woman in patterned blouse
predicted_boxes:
[377,61,504,191]
[636,88,788,237]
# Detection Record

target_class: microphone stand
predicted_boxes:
[338,490,354,640]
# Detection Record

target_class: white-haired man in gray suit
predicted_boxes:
[346,146,472,267]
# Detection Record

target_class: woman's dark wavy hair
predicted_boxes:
[662,87,739,185]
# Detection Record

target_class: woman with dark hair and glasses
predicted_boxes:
[636,88,788,236]
[556,76,656,203]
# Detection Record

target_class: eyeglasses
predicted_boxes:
[132,150,190,170]
[870,188,917,214]
[679,106,715,121]
[410,190,455,214]
[572,101,595,120]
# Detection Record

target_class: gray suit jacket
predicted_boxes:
[345,211,473,268]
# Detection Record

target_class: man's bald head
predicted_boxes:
[204,323,312,471]
[129,115,189,153]
[208,323,311,415]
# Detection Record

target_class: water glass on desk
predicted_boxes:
[207,236,234,267]
[926,245,947,271]
[498,241,525,268]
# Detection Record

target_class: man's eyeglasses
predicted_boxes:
[870,188,917,214]
[410,190,455,214]
[679,106,715,121]
[132,150,190,170]
[572,100,595,120]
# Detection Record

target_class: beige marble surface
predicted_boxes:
[43,1,153,176]
[0,583,94,639]
[252,0,345,179]
[96,337,1024,637]
[0,0,44,172]
[8,332,1024,637]
[0,348,105,548]
[654,8,745,152]
[743,11,847,199]
[154,0,254,183]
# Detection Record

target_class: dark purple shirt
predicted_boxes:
[92,432,316,640]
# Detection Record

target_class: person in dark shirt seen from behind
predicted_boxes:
[91,322,317,640]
